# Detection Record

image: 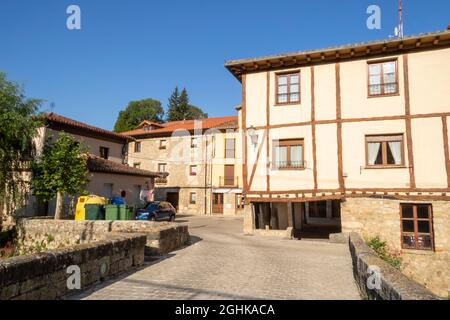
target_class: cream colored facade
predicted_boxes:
[227,31,450,297]
[127,119,243,215]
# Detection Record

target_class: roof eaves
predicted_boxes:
[225,30,450,80]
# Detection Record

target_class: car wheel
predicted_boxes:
[169,215,175,222]
[149,216,156,221]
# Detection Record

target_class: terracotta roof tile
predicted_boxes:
[43,113,135,142]
[87,154,164,178]
[122,116,238,137]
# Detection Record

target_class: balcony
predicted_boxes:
[155,177,168,185]
[273,160,306,170]
[219,176,239,188]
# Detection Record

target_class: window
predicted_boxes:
[99,146,109,160]
[133,162,141,169]
[401,204,433,250]
[225,138,235,158]
[368,60,398,96]
[366,135,404,167]
[158,163,167,173]
[190,165,198,176]
[276,72,300,104]
[159,140,167,149]
[308,201,327,218]
[236,193,244,210]
[191,137,198,148]
[272,139,304,170]
[189,192,197,204]
[134,142,141,153]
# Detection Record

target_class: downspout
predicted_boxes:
[204,135,208,215]
[209,135,214,215]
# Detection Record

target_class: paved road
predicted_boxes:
[73,215,360,300]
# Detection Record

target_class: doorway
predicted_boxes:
[212,193,223,214]
[166,192,179,211]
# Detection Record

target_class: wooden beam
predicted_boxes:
[266,71,271,192]
[311,66,318,191]
[403,54,416,188]
[248,130,268,192]
[442,116,450,187]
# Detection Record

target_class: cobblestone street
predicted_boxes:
[72,215,360,300]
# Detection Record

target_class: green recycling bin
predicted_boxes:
[118,205,135,220]
[126,206,136,220]
[84,204,105,220]
[104,204,120,220]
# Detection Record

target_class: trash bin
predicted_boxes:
[75,195,108,220]
[118,205,130,220]
[125,206,136,221]
[84,204,105,220]
[105,204,120,220]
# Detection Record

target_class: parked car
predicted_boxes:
[135,201,176,222]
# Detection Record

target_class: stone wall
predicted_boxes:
[341,197,449,298]
[348,232,438,300]
[0,233,146,300]
[17,218,190,256]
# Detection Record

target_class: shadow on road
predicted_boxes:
[189,235,202,245]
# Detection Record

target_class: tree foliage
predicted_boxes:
[166,87,207,121]
[186,104,208,120]
[31,133,89,219]
[0,72,42,225]
[113,98,164,132]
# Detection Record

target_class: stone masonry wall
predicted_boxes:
[348,232,438,300]
[341,197,449,298]
[0,233,146,300]
[17,218,190,256]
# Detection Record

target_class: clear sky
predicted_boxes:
[1,0,449,130]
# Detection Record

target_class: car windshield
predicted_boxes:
[146,203,158,210]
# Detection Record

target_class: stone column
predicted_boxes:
[287,202,294,228]
[326,200,333,219]
[243,203,255,234]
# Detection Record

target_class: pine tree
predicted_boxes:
[166,87,208,121]
[178,88,190,120]
[166,87,181,121]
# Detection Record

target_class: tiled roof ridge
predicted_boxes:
[87,154,164,178]
[122,116,238,136]
[44,112,134,142]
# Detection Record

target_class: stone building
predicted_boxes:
[225,30,450,297]
[14,113,162,218]
[124,116,244,215]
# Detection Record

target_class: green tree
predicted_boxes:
[186,104,208,119]
[166,87,181,122]
[31,133,89,219]
[166,87,207,121]
[114,98,164,132]
[0,72,42,228]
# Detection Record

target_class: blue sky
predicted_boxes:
[1,0,449,130]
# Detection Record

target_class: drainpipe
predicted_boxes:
[209,135,214,215]
[204,136,208,215]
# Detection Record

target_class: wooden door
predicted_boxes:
[224,165,235,186]
[212,193,223,214]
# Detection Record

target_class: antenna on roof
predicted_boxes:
[394,0,404,38]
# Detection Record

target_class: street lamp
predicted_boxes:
[247,126,258,148]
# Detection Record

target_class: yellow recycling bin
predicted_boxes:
[75,195,108,220]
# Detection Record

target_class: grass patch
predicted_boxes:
[366,236,402,269]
